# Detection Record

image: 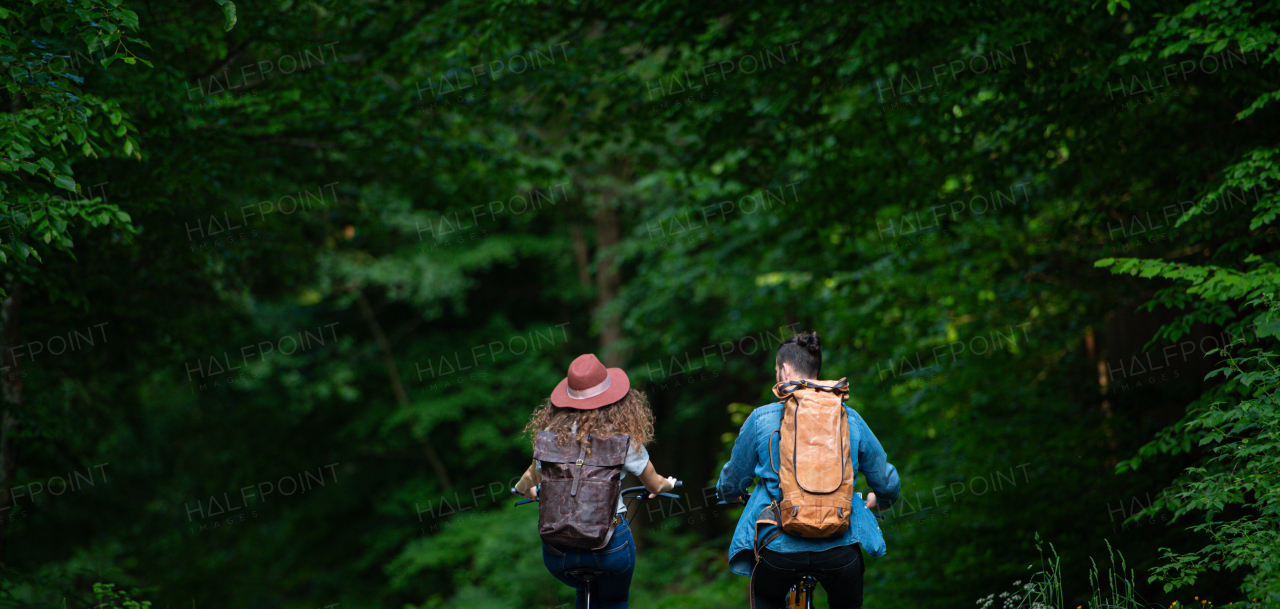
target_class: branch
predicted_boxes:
[195,35,259,82]
[355,291,452,491]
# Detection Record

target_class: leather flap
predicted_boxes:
[533,430,630,466]
[790,388,848,494]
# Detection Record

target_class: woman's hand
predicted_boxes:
[638,462,675,498]
[514,460,540,500]
[648,476,677,499]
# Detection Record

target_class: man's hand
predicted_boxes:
[519,485,539,501]
[865,492,881,511]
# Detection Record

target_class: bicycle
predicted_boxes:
[717,491,882,609]
[513,480,683,609]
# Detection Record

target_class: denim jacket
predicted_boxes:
[716,401,901,576]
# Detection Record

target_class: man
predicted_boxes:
[717,331,901,609]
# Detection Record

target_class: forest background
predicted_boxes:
[1,0,1279,607]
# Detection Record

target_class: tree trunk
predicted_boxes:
[593,158,632,367]
[594,201,622,367]
[592,159,644,541]
[0,282,22,561]
[356,291,452,491]
[571,225,591,289]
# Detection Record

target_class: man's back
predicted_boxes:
[720,330,901,608]
[716,400,901,576]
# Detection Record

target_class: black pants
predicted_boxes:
[752,544,864,609]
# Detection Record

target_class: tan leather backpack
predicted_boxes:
[768,378,854,538]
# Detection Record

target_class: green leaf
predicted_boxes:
[214,0,238,32]
[53,175,77,191]
[117,9,141,30]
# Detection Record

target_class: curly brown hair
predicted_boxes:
[524,388,655,455]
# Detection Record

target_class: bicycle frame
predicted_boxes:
[789,574,816,609]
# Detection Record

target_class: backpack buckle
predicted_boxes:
[575,459,584,465]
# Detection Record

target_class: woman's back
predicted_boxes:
[512,353,677,609]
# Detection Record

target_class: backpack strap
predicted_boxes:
[772,377,849,399]
[569,441,587,496]
[767,428,782,477]
[751,420,786,606]
[824,378,850,395]
[749,501,784,609]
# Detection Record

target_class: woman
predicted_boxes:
[514,353,676,609]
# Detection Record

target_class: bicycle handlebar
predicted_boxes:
[512,481,683,506]
[716,492,749,506]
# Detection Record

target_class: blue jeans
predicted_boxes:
[542,518,635,609]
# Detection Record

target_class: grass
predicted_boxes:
[976,535,1265,609]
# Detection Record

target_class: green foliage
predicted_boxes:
[1145,349,1280,604]
[975,535,1065,609]
[1093,2,1280,603]
[978,537,1238,609]
[91,583,150,609]
[212,0,237,33]
[1086,542,1144,609]
[0,0,1277,607]
[0,0,149,275]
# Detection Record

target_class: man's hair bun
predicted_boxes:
[797,331,821,354]
[776,331,823,377]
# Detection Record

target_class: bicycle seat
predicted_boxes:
[563,567,607,582]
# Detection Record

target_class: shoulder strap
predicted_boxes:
[767,428,781,477]
[749,502,784,609]
[569,441,587,496]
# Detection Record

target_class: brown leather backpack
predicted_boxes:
[533,430,630,550]
[768,378,854,538]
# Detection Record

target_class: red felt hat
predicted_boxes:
[549,353,631,410]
